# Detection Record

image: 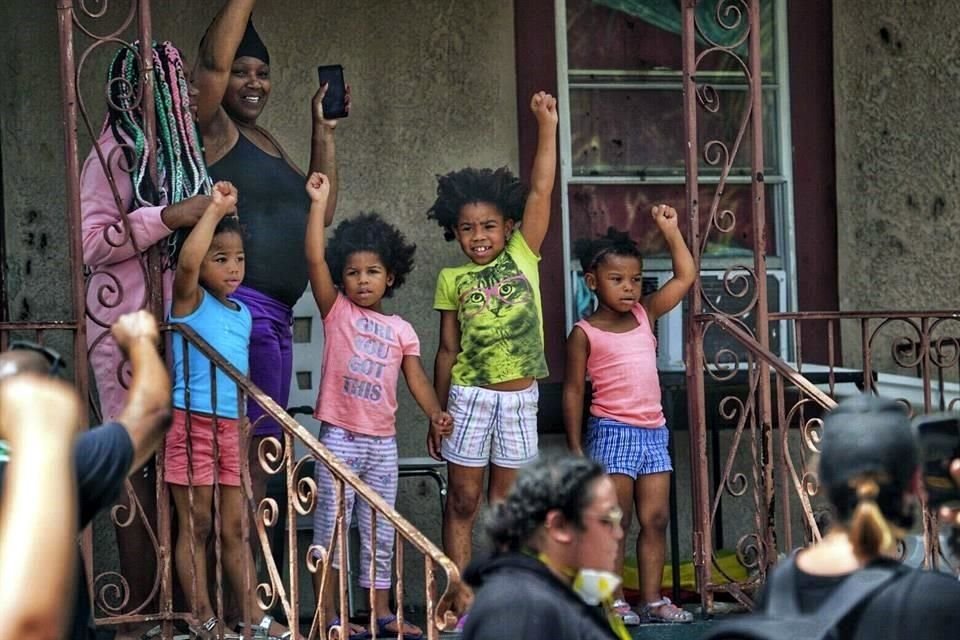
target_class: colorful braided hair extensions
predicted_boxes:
[103,41,210,208]
[101,41,211,265]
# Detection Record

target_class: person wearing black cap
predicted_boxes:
[749,394,960,639]
[192,0,348,548]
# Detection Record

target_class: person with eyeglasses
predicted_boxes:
[0,367,83,640]
[462,455,630,640]
[0,310,172,640]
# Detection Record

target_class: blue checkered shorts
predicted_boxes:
[584,416,673,478]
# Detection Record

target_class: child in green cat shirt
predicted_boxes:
[426,91,558,602]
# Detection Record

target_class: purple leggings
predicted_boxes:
[233,286,293,438]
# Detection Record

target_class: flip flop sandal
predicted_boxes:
[376,614,423,640]
[189,617,241,640]
[326,616,370,640]
[236,615,293,640]
[639,597,693,623]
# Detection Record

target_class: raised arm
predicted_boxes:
[642,204,696,323]
[562,326,589,455]
[402,355,453,460]
[113,311,173,472]
[172,181,238,317]
[304,172,337,317]
[194,0,257,132]
[309,84,351,227]
[519,91,559,255]
[0,375,82,640]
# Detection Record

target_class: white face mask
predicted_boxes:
[572,568,622,606]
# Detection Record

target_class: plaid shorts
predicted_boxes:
[584,416,673,478]
[441,382,539,469]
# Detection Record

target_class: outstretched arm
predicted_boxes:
[562,326,589,455]
[402,356,453,460]
[309,84,351,227]
[172,181,238,317]
[304,172,337,317]
[642,204,696,323]
[114,311,173,472]
[520,91,559,255]
[0,375,82,640]
[194,0,257,132]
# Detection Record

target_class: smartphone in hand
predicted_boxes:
[915,413,960,508]
[317,64,348,119]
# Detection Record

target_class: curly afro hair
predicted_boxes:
[484,455,604,552]
[327,212,416,298]
[427,167,527,241]
[573,226,643,273]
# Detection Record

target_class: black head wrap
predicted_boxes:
[234,19,269,64]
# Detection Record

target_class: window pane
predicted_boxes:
[566,0,776,79]
[570,87,779,177]
[568,183,778,260]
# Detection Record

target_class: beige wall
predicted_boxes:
[1,0,517,610]
[833,2,960,315]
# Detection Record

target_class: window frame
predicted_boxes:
[554,0,797,333]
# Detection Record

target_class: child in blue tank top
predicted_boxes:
[165,181,289,639]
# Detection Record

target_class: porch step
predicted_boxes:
[629,617,720,639]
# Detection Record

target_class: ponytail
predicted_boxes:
[846,477,900,561]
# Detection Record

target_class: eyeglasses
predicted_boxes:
[582,506,624,530]
[8,340,65,377]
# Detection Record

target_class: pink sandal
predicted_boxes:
[639,597,693,623]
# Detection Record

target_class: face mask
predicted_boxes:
[572,568,622,606]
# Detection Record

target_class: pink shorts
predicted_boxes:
[164,409,241,487]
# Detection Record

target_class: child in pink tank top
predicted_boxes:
[562,207,695,625]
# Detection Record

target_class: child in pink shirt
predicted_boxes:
[562,208,695,625]
[304,173,452,640]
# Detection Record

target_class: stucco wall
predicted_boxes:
[1,0,517,615]
[833,2,960,318]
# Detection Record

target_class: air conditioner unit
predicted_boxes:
[571,269,790,371]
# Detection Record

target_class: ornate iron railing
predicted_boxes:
[146,324,461,640]
[689,308,960,610]
[679,0,960,612]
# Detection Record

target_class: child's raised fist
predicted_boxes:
[305,172,330,202]
[210,180,239,216]
[530,91,558,125]
[111,310,160,352]
[651,203,680,232]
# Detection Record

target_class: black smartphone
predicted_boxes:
[914,413,960,508]
[317,64,348,119]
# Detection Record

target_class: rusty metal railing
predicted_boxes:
[690,308,960,611]
[103,324,459,640]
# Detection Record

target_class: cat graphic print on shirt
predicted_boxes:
[434,231,549,386]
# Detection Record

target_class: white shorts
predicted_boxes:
[441,382,539,469]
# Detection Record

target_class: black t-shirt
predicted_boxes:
[0,421,134,640]
[756,556,960,639]
[464,552,620,640]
